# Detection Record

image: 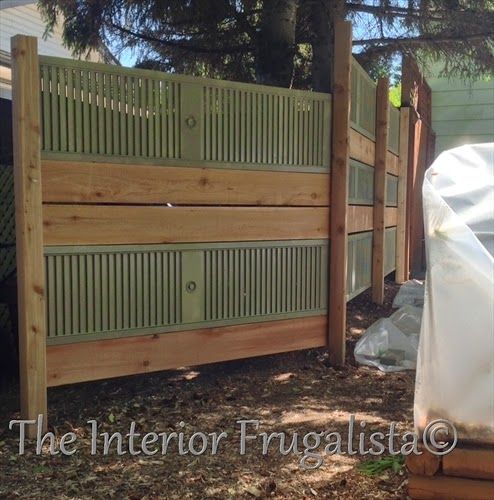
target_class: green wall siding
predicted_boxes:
[427,65,494,157]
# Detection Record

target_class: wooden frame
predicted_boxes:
[396,107,410,283]
[11,35,47,437]
[46,316,327,386]
[372,78,390,304]
[328,20,352,366]
[407,446,494,499]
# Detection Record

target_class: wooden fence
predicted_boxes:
[10,21,412,435]
[401,56,436,277]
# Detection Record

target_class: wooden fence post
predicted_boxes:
[11,35,47,437]
[395,107,410,283]
[372,78,389,304]
[328,20,352,366]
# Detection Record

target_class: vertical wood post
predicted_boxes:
[328,20,352,366]
[395,107,410,283]
[410,117,427,276]
[11,35,47,437]
[372,78,389,304]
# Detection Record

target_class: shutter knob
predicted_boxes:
[185,115,196,129]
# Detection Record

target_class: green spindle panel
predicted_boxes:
[39,57,182,160]
[386,173,398,207]
[347,231,373,301]
[44,241,328,345]
[388,105,400,154]
[349,159,374,205]
[201,84,330,169]
[385,227,397,275]
[350,58,377,140]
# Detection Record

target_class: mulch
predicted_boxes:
[0,279,415,499]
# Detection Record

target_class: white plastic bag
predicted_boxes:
[414,143,494,444]
[392,279,425,308]
[354,306,422,372]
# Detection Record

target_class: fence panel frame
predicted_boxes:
[10,26,411,430]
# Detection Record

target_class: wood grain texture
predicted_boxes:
[350,128,375,166]
[443,448,494,481]
[46,316,327,386]
[408,474,494,500]
[349,129,399,174]
[385,207,397,227]
[41,160,330,206]
[348,205,373,233]
[387,151,399,176]
[396,107,410,283]
[43,205,330,245]
[372,78,389,304]
[329,21,352,366]
[406,450,441,476]
[11,35,47,437]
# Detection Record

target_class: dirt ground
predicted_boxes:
[0,280,416,499]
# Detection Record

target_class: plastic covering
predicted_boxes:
[414,143,494,444]
[392,279,424,308]
[354,305,422,372]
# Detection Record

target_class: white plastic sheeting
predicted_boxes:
[392,279,425,308]
[354,306,422,372]
[414,143,494,443]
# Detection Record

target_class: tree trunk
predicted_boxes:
[309,0,346,92]
[256,0,298,87]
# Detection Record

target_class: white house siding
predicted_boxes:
[427,67,494,157]
[0,1,105,99]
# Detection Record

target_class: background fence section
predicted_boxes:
[347,59,402,303]
[10,27,410,433]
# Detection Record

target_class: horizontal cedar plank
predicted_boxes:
[349,130,399,174]
[350,128,375,166]
[41,160,330,206]
[408,474,494,500]
[385,207,397,227]
[346,206,396,233]
[443,448,494,481]
[348,205,373,233]
[387,151,399,176]
[46,316,327,386]
[43,205,329,245]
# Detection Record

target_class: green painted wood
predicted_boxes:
[349,159,374,205]
[386,173,398,207]
[346,231,373,301]
[350,58,376,140]
[44,240,328,345]
[388,105,400,154]
[384,226,397,275]
[39,55,330,171]
[82,68,90,153]
[180,81,202,161]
